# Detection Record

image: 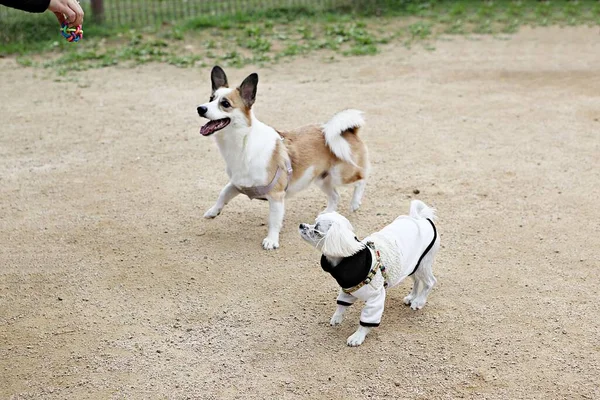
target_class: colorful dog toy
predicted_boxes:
[60,23,83,42]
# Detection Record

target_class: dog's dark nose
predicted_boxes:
[197,106,207,117]
[299,223,307,230]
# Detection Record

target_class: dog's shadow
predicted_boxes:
[200,216,263,243]
[385,294,436,325]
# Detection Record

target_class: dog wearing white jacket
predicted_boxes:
[298,200,440,346]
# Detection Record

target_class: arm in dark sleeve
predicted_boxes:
[0,0,51,13]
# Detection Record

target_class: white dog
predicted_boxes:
[299,200,440,346]
[197,66,369,250]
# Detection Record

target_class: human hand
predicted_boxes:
[48,0,84,27]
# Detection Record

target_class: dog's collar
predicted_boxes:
[341,241,389,294]
[235,158,293,200]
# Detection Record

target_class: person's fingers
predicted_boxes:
[64,8,77,26]
[67,0,84,26]
[48,0,84,27]
[48,2,74,26]
[53,11,67,25]
[54,3,76,26]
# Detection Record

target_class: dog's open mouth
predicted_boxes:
[200,118,231,136]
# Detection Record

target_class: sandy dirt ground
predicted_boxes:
[1,26,599,399]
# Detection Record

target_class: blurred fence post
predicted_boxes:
[91,0,105,23]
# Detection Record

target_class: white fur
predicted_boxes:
[203,182,239,218]
[263,199,284,250]
[347,326,371,347]
[350,180,366,212]
[330,305,346,325]
[199,75,367,250]
[316,179,339,213]
[199,88,280,189]
[322,109,364,165]
[286,166,315,195]
[316,212,364,259]
[410,199,436,220]
[202,88,236,121]
[299,200,440,346]
[199,88,283,248]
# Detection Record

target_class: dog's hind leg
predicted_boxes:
[350,179,366,212]
[403,277,420,306]
[316,178,340,213]
[408,242,439,310]
[338,159,368,213]
[410,274,436,310]
[204,182,240,218]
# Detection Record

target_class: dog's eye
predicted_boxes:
[209,95,215,102]
[221,99,231,108]
[314,223,325,236]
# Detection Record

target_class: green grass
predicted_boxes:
[1,1,599,74]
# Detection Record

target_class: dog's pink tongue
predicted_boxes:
[200,119,229,136]
[200,121,217,136]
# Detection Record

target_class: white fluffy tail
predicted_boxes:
[322,109,364,164]
[409,200,437,220]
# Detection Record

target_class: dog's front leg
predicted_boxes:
[331,291,356,325]
[204,182,239,218]
[347,326,372,347]
[347,288,386,347]
[262,195,284,250]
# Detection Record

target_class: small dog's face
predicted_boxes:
[299,212,361,258]
[197,66,259,136]
[299,218,334,249]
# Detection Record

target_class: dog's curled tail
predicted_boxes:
[409,200,437,221]
[322,109,364,164]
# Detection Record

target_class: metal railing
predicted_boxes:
[0,0,355,25]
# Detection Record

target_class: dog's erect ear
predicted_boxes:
[238,73,259,108]
[211,66,228,93]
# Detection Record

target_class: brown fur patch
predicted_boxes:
[339,130,368,184]
[226,89,252,126]
[262,123,368,198]
[266,139,288,201]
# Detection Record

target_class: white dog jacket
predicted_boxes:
[321,217,437,327]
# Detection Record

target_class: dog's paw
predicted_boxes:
[203,206,221,219]
[410,298,426,310]
[262,237,279,250]
[330,313,344,326]
[403,294,414,306]
[350,200,361,212]
[347,330,367,347]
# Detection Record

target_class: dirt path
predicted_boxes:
[1,26,599,399]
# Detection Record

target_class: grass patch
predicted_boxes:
[1,1,599,73]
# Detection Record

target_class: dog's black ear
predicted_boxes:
[211,66,228,92]
[238,73,259,108]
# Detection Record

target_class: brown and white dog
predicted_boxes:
[197,66,369,250]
